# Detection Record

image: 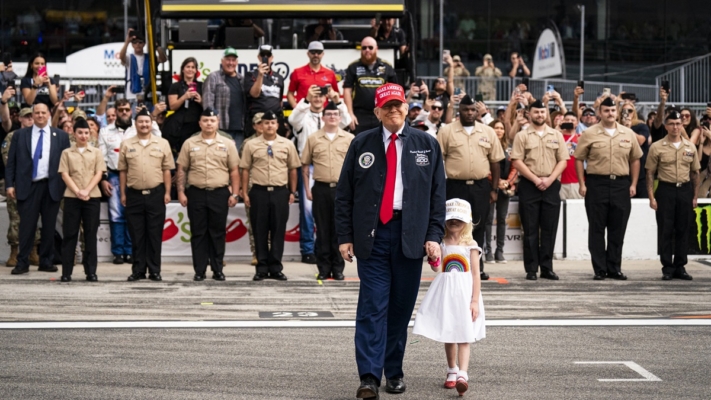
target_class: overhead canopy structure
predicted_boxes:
[160,0,405,18]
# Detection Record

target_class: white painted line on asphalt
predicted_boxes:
[575,361,662,382]
[0,318,710,330]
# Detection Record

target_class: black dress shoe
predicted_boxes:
[662,274,673,281]
[269,272,288,281]
[607,271,628,280]
[385,378,406,394]
[316,274,329,280]
[11,266,30,275]
[480,271,490,280]
[123,255,133,264]
[526,273,537,281]
[113,255,124,264]
[86,274,98,282]
[253,272,268,281]
[38,265,58,272]
[593,273,606,280]
[193,274,205,281]
[333,272,345,280]
[674,272,693,281]
[540,270,559,280]
[149,274,162,281]
[127,274,146,282]
[212,272,225,281]
[356,376,379,399]
[60,275,71,282]
[301,254,317,264]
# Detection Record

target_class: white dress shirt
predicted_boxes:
[99,119,161,170]
[383,124,404,210]
[288,99,352,156]
[31,123,51,181]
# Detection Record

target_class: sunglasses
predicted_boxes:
[431,106,443,111]
[681,114,691,119]
[309,50,323,55]
[582,113,595,117]
[361,46,375,50]
[267,144,273,158]
[117,108,131,113]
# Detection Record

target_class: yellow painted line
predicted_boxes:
[201,302,214,306]
[670,315,711,319]
[163,4,403,12]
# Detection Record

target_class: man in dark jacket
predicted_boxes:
[336,83,446,399]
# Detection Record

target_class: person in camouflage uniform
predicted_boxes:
[2,108,40,267]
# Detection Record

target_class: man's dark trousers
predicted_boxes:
[249,185,290,274]
[517,177,561,274]
[312,181,344,277]
[186,186,230,275]
[126,186,166,276]
[353,110,381,135]
[17,180,61,269]
[584,175,632,275]
[655,181,693,276]
[446,178,490,272]
[355,216,422,384]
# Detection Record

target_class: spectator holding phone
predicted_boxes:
[508,52,530,78]
[475,54,501,101]
[21,53,58,108]
[164,57,203,157]
[286,42,340,109]
[0,53,18,92]
[444,55,470,93]
[680,108,701,145]
[245,45,286,139]
[119,29,167,105]
[559,112,583,200]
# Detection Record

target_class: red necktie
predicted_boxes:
[380,133,398,224]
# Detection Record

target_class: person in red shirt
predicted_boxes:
[286,41,340,108]
[560,111,583,199]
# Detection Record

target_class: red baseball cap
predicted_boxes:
[375,84,407,108]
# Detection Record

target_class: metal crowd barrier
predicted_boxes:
[656,53,711,104]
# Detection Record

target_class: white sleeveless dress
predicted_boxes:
[413,242,486,343]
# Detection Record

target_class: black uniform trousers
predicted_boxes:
[61,197,100,276]
[312,181,345,277]
[584,175,632,275]
[16,179,61,269]
[126,186,166,275]
[186,186,230,275]
[249,185,290,274]
[353,110,381,135]
[446,178,491,272]
[517,177,561,274]
[655,181,693,276]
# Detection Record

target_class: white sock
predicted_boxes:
[457,371,469,381]
[446,367,459,381]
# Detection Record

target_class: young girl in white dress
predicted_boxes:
[413,198,485,396]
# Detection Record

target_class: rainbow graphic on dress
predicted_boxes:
[443,253,470,272]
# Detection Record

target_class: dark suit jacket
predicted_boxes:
[335,124,446,260]
[5,126,70,202]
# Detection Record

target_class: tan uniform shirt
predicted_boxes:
[177,134,240,189]
[511,124,570,177]
[574,123,643,176]
[118,136,175,190]
[58,145,107,198]
[437,120,505,180]
[239,135,301,186]
[301,128,354,183]
[645,136,700,183]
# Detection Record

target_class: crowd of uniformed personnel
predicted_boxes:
[2,37,711,283]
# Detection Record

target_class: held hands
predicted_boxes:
[536,176,552,191]
[424,241,441,261]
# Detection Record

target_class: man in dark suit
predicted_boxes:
[336,83,446,399]
[5,103,70,274]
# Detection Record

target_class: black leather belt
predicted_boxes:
[314,181,337,188]
[587,174,630,180]
[448,178,485,185]
[193,186,228,191]
[658,181,690,188]
[128,186,162,195]
[252,184,287,192]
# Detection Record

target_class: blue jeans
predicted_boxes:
[224,130,245,151]
[107,171,132,256]
[297,166,315,255]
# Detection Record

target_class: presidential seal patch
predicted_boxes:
[415,153,429,166]
[359,152,375,168]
